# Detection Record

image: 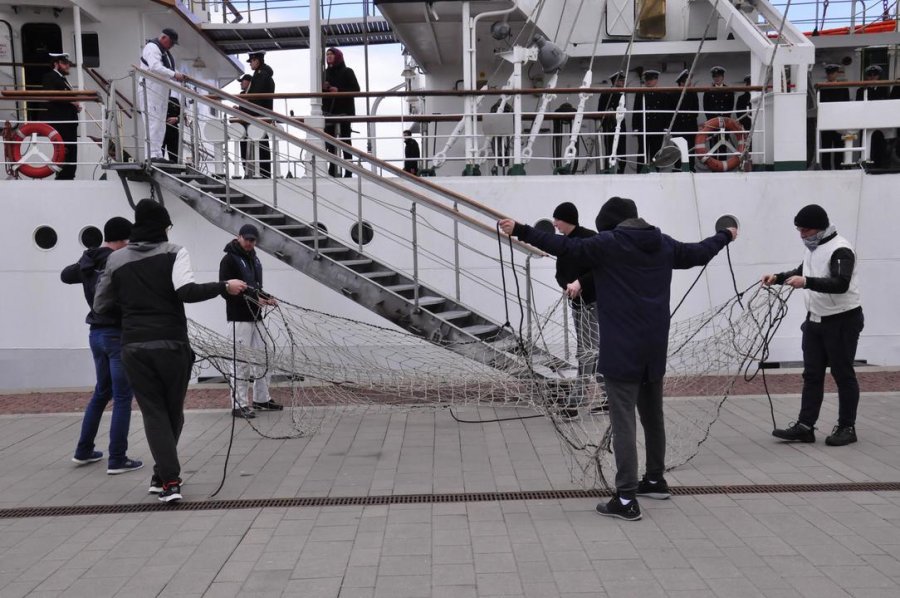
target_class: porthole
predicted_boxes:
[534,219,554,235]
[80,226,103,249]
[315,222,328,234]
[34,225,58,250]
[349,221,374,245]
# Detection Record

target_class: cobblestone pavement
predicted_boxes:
[0,388,898,597]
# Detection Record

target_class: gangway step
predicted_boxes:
[386,284,417,293]
[316,247,350,255]
[435,310,471,321]
[460,324,499,337]
[337,259,373,267]
[362,271,396,280]
[416,296,445,307]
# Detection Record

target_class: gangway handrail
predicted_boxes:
[131,66,544,258]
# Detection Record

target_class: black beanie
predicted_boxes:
[552,202,579,226]
[131,199,172,242]
[794,204,829,230]
[103,217,132,242]
[595,196,638,232]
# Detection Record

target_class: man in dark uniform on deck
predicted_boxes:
[673,69,699,171]
[597,71,628,173]
[819,64,850,170]
[855,65,891,167]
[246,52,275,177]
[42,52,81,180]
[631,70,673,171]
[703,66,734,120]
[735,75,752,132]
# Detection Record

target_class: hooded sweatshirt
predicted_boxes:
[61,246,121,328]
[219,239,264,322]
[513,219,731,381]
[324,48,360,116]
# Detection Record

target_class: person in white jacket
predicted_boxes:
[140,28,185,161]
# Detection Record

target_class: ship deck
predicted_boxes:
[0,370,899,597]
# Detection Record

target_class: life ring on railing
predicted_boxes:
[9,122,66,179]
[694,117,747,172]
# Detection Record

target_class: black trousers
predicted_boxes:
[257,136,272,177]
[637,129,664,170]
[605,377,666,496]
[324,119,353,177]
[798,307,864,428]
[122,342,194,483]
[820,131,843,170]
[55,123,78,180]
[162,123,179,162]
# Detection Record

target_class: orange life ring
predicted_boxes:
[694,117,748,172]
[10,122,66,178]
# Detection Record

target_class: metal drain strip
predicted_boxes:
[2,482,899,519]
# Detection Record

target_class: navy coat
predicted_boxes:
[514,219,731,382]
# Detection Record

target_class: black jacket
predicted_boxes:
[632,89,674,132]
[41,69,78,126]
[61,247,120,328]
[554,226,597,306]
[703,86,734,120]
[247,63,275,113]
[597,90,625,131]
[856,84,890,101]
[94,241,224,345]
[324,63,360,116]
[513,219,731,382]
[219,239,265,321]
[820,87,850,103]
[673,90,699,136]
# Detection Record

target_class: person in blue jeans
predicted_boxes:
[61,217,143,474]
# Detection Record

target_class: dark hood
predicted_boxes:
[613,217,662,253]
[224,238,254,258]
[77,246,114,272]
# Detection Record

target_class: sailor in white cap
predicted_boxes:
[42,52,81,179]
[140,29,185,161]
[703,66,734,120]
[856,64,889,101]
[597,71,628,173]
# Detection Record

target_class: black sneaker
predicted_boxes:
[232,406,256,419]
[158,480,183,503]
[148,474,164,494]
[107,458,144,475]
[72,450,103,465]
[825,425,857,447]
[636,476,671,500]
[772,421,815,443]
[596,494,642,521]
[252,400,284,411]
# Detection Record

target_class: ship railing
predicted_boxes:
[813,79,900,167]
[187,0,377,24]
[226,84,770,174]
[109,67,585,352]
[0,90,108,179]
[769,0,898,30]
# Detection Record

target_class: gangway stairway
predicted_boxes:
[147,163,574,382]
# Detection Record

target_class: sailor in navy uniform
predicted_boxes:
[673,69,699,171]
[703,66,734,120]
[41,52,81,180]
[597,71,627,173]
[735,74,752,132]
[631,70,672,170]
[818,65,850,170]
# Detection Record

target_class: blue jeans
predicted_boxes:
[75,327,133,463]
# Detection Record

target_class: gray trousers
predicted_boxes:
[569,302,600,406]
[605,377,666,496]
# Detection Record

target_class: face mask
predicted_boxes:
[802,224,835,250]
